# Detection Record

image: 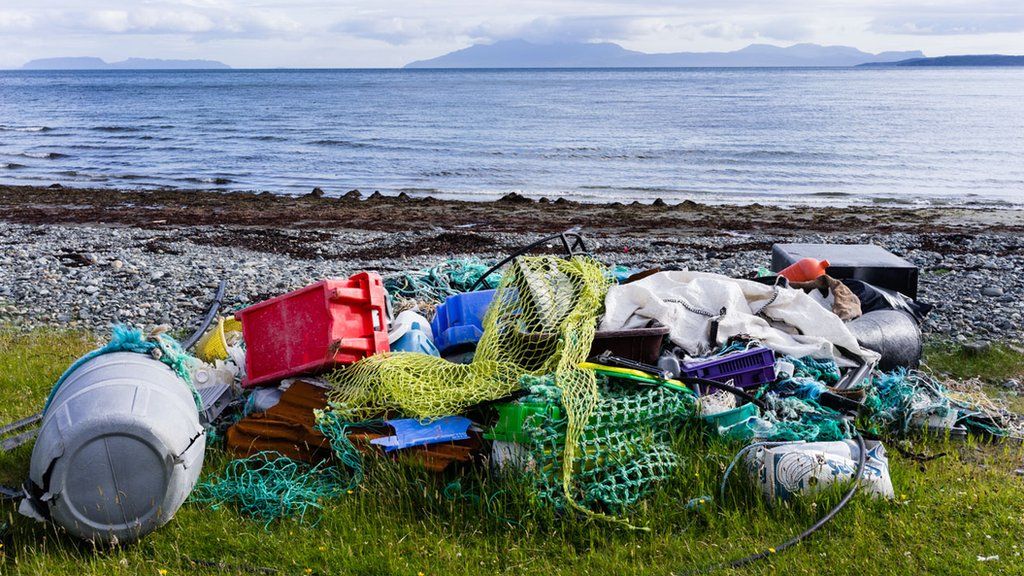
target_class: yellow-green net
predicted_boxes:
[326,255,611,512]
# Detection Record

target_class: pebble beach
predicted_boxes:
[1,185,1022,346]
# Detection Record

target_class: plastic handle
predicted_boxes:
[329,287,367,302]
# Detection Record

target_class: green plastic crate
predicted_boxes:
[484,401,561,443]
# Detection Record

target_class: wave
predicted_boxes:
[15,151,68,159]
[1,162,27,169]
[91,126,143,133]
[179,176,235,185]
[0,125,52,133]
[307,139,369,148]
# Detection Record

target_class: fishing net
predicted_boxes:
[313,411,388,489]
[518,374,696,514]
[327,255,611,514]
[862,370,953,435]
[327,256,609,417]
[755,395,853,442]
[787,355,841,385]
[765,355,843,401]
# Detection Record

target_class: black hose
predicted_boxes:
[690,434,868,573]
[468,229,590,291]
[182,279,227,351]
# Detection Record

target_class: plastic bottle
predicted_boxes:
[779,258,830,282]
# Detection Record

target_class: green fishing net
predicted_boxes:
[862,370,953,435]
[517,374,696,514]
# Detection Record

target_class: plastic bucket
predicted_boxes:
[22,352,205,544]
[196,316,243,362]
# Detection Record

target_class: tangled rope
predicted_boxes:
[191,452,344,527]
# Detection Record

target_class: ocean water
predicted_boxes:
[1,67,1023,206]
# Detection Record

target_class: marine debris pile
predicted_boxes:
[3,232,1020,564]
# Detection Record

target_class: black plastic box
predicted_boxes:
[771,243,919,299]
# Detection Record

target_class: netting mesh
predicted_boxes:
[326,256,610,418]
[862,370,952,435]
[520,375,695,513]
[326,256,611,512]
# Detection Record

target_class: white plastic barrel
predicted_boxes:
[21,352,205,544]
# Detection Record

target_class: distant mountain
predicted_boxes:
[405,40,924,68]
[22,57,231,70]
[859,55,1024,67]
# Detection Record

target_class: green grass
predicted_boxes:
[925,341,1024,383]
[3,328,1024,575]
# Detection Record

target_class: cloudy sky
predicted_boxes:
[1,0,1022,68]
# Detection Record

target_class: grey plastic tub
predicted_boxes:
[21,352,205,544]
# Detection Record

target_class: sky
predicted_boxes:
[1,0,1022,68]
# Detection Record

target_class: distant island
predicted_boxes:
[405,40,924,68]
[859,55,1024,67]
[21,57,231,70]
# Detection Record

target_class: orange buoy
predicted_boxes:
[779,257,830,282]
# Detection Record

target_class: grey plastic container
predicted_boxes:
[22,352,205,544]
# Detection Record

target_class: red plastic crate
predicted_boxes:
[236,272,389,387]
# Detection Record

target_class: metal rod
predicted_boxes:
[1,428,39,453]
[0,412,41,437]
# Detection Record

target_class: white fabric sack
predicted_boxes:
[600,271,879,366]
[745,439,894,501]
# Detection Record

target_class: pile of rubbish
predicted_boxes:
[4,234,1020,561]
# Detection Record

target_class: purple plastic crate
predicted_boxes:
[682,347,776,395]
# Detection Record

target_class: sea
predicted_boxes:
[1,67,1022,206]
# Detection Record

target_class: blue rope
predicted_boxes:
[44,325,201,412]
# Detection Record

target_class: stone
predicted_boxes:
[498,192,532,204]
[962,341,991,355]
[981,286,1005,297]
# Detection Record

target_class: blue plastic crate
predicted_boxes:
[430,289,496,354]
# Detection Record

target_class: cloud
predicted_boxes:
[871,14,1024,35]
[333,14,818,47]
[333,15,642,45]
[0,10,34,32]
[83,9,216,34]
[475,16,642,43]
[331,17,460,45]
[6,6,304,39]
